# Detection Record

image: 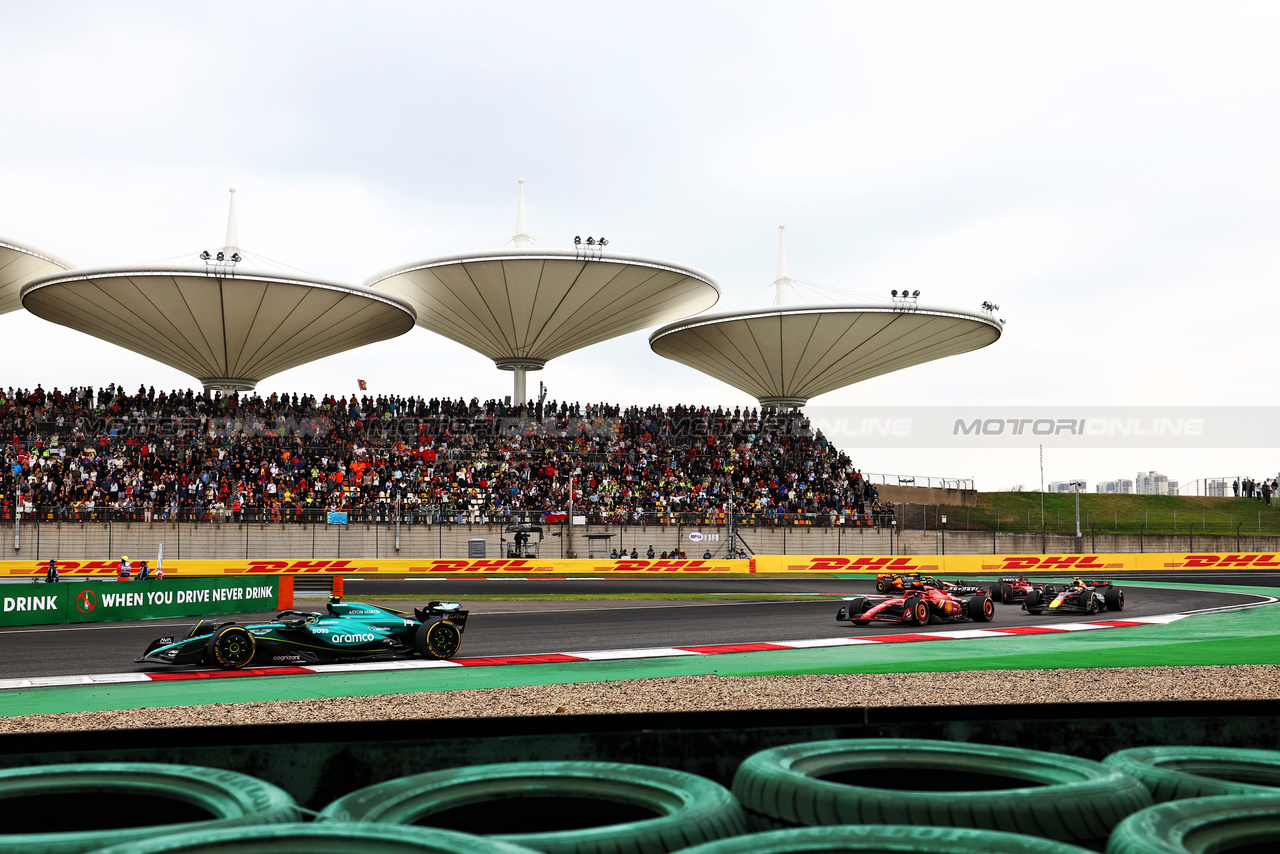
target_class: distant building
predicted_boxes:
[1097,479,1135,494]
[1136,471,1178,495]
[1206,478,1229,497]
[1048,481,1087,493]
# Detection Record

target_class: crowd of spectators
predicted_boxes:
[0,384,893,528]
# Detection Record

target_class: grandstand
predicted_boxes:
[4,209,1002,537]
[0,384,892,529]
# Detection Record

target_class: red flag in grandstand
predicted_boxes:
[544,510,568,523]
[357,379,368,391]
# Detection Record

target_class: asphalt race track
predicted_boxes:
[342,571,1280,597]
[0,577,1267,680]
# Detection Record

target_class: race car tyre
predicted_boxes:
[674,825,1096,854]
[1104,792,1280,854]
[967,595,995,622]
[1102,746,1280,801]
[206,625,256,670]
[319,760,748,854]
[850,598,873,625]
[87,822,544,854]
[1002,583,1015,604]
[902,598,930,626]
[1024,589,1044,615]
[1084,596,1099,615]
[731,738,1152,844]
[1105,587,1125,611]
[989,585,1003,603]
[416,619,462,659]
[876,580,887,593]
[840,597,865,621]
[0,762,299,854]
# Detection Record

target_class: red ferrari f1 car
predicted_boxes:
[838,583,995,627]
[988,577,1060,604]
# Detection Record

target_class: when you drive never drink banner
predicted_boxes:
[0,576,291,627]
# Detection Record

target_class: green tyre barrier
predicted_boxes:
[319,760,749,854]
[731,739,1152,845]
[88,822,544,854]
[1105,792,1280,854]
[1103,746,1280,802]
[0,762,299,854]
[676,825,1097,854]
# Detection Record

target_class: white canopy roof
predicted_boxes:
[649,303,1003,408]
[366,247,720,369]
[22,264,416,391]
[0,237,72,315]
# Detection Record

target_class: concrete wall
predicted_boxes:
[877,484,979,508]
[4,520,1278,559]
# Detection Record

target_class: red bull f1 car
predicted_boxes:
[136,599,470,670]
[1022,580,1124,615]
[838,583,995,627]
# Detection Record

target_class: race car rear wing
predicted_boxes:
[416,604,469,632]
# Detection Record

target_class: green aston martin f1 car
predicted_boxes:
[136,598,470,670]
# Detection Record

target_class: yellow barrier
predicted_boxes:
[8,552,1278,577]
[749,552,1280,574]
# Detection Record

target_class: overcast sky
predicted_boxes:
[2,1,1277,492]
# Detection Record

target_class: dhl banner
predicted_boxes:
[4,558,751,576]
[751,553,1280,574]
[5,553,1279,576]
